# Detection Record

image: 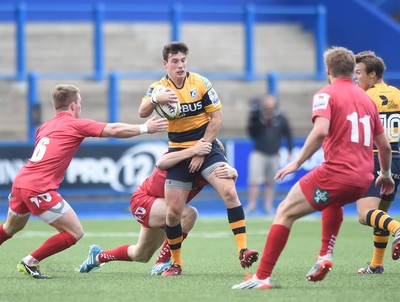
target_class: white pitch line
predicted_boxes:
[17,229,269,239]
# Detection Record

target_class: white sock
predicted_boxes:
[23,255,39,266]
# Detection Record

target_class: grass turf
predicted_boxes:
[1,216,399,302]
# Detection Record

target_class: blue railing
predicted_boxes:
[2,3,328,144]
[0,3,327,82]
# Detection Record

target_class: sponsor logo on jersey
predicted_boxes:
[180,101,203,114]
[208,88,220,106]
[133,206,146,222]
[145,87,153,97]
[387,99,399,109]
[313,188,329,204]
[313,93,330,111]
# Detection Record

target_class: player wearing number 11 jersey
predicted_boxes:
[0,84,167,279]
[310,51,400,280]
[232,46,396,290]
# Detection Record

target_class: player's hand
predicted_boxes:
[189,155,205,173]
[145,116,169,133]
[157,88,179,105]
[192,139,212,156]
[214,163,237,180]
[375,175,395,195]
[275,160,301,180]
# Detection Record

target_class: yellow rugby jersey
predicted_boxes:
[142,72,222,149]
[367,82,400,154]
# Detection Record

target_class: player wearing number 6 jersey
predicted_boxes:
[0,84,168,279]
[232,46,396,290]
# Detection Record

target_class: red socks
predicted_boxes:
[320,206,343,256]
[98,244,131,263]
[31,231,76,261]
[0,225,12,245]
[256,224,290,280]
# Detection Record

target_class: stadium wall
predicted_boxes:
[0,138,322,219]
[293,0,400,85]
[2,138,399,219]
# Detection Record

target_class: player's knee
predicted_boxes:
[166,209,182,222]
[185,206,198,221]
[181,206,198,232]
[356,208,368,225]
[70,225,84,241]
[220,185,240,206]
[358,214,367,225]
[4,224,23,236]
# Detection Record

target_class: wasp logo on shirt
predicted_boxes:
[379,95,389,106]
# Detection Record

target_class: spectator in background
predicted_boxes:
[246,93,293,215]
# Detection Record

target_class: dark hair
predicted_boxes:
[355,50,386,79]
[162,41,189,61]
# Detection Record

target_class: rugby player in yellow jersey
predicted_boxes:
[138,41,258,276]
[354,51,400,274]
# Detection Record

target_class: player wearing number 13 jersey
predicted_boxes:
[0,84,168,279]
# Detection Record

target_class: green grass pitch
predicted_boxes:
[1,215,400,302]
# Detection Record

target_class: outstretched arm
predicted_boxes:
[101,116,168,138]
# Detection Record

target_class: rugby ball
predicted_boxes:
[152,85,181,120]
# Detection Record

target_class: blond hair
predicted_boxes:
[324,46,355,78]
[51,84,80,110]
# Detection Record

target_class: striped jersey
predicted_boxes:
[143,72,222,149]
[367,82,400,154]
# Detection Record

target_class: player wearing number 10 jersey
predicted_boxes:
[0,84,167,279]
[311,51,400,279]
[354,51,400,274]
[232,46,395,290]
